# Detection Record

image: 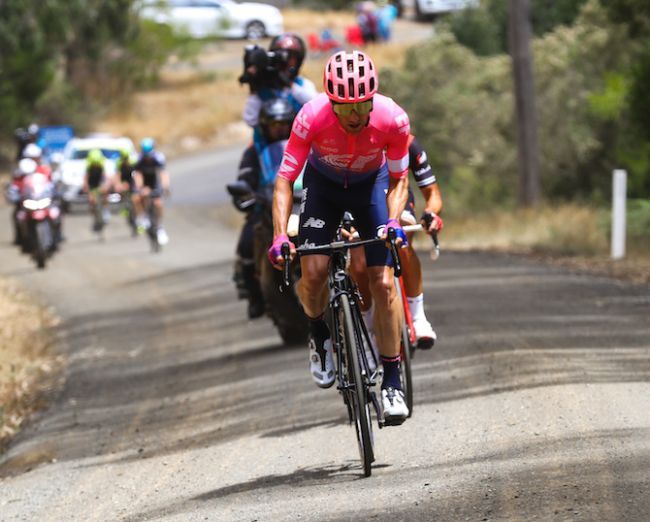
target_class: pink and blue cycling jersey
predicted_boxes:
[277,93,411,186]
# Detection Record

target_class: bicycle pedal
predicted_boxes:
[383,416,406,427]
[416,338,435,350]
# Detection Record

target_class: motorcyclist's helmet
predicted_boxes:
[15,158,37,178]
[259,98,296,143]
[23,143,43,160]
[27,123,40,136]
[324,50,377,103]
[269,33,306,79]
[141,137,155,155]
[87,148,105,166]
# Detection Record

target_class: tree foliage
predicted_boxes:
[448,0,590,56]
[381,1,649,211]
[0,0,193,156]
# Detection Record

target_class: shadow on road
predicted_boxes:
[1,252,648,483]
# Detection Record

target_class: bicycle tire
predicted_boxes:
[400,320,414,417]
[340,294,374,476]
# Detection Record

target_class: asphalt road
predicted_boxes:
[0,144,649,521]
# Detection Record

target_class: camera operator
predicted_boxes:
[239,33,317,129]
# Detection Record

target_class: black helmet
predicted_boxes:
[259,98,296,143]
[260,98,296,125]
[269,33,306,78]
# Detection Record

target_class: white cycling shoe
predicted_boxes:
[413,317,437,350]
[381,387,409,425]
[309,335,335,388]
[157,227,169,246]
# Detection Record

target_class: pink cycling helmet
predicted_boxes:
[324,50,378,103]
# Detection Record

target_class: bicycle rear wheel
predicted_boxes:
[339,294,374,476]
[396,278,414,416]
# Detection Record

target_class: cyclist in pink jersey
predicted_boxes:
[269,50,411,424]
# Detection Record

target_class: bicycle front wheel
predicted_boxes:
[400,319,414,417]
[340,294,374,477]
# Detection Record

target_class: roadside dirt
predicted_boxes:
[0,276,63,452]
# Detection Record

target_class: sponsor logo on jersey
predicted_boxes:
[303,217,326,229]
[320,152,378,171]
[394,113,410,134]
[417,150,428,165]
[293,112,310,140]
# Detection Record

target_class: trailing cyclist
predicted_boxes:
[269,50,412,424]
[351,134,444,350]
[84,148,111,232]
[115,147,138,233]
[133,138,170,245]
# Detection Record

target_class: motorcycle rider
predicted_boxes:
[133,138,170,245]
[231,97,297,319]
[14,123,39,161]
[9,157,62,252]
[242,33,318,130]
[6,158,38,247]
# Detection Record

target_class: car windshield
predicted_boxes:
[72,148,122,160]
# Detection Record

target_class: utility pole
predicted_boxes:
[509,0,540,206]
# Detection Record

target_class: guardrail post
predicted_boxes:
[611,169,627,260]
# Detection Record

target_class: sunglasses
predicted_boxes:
[331,99,373,116]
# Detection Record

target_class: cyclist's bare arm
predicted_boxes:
[420,183,443,215]
[133,171,144,190]
[160,170,170,192]
[386,176,409,222]
[272,176,293,238]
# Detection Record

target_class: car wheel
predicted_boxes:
[245,21,266,40]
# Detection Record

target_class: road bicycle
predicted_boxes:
[281,222,403,477]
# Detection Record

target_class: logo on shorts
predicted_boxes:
[303,217,326,229]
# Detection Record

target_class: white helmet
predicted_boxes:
[23,143,42,159]
[15,158,38,177]
[28,123,40,135]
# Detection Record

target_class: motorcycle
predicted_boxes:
[226,140,308,345]
[17,171,61,269]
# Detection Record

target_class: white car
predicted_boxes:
[413,0,479,20]
[59,135,137,209]
[139,0,284,40]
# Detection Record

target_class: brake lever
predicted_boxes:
[387,228,402,277]
[422,213,441,260]
[280,242,291,291]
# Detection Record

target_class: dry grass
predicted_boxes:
[97,9,414,156]
[443,204,609,256]
[424,204,650,285]
[0,278,63,451]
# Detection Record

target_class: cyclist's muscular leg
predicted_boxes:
[400,239,424,298]
[153,197,163,221]
[296,254,329,318]
[349,248,372,312]
[366,266,401,358]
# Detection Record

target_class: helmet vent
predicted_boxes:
[338,84,345,98]
[359,83,365,98]
[348,78,355,98]
[369,77,376,92]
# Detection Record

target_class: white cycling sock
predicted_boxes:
[407,293,426,322]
